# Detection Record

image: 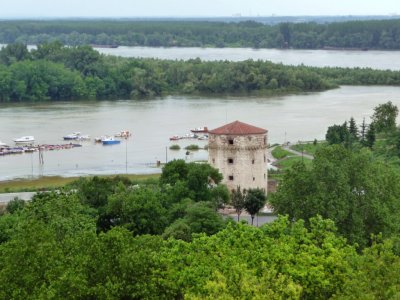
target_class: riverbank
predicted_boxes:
[0,173,160,193]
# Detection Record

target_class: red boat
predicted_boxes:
[169,135,181,141]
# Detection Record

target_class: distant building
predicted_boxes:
[208,120,268,194]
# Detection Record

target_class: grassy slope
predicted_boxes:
[0,174,160,193]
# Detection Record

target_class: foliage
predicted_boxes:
[169,144,180,150]
[3,43,400,103]
[184,144,200,150]
[1,177,400,298]
[371,101,399,133]
[244,188,267,225]
[160,160,223,202]
[5,197,25,214]
[270,145,400,248]
[2,19,400,50]
[106,186,168,235]
[230,186,246,222]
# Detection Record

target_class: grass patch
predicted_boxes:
[271,146,292,159]
[277,156,313,170]
[0,174,160,193]
[169,144,181,150]
[290,142,326,156]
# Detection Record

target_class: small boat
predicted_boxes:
[115,130,132,138]
[183,133,198,139]
[0,141,8,148]
[102,137,121,145]
[63,132,81,140]
[14,136,35,144]
[190,127,208,133]
[77,135,90,141]
[198,134,209,140]
[94,136,104,143]
[170,135,181,141]
[23,147,37,153]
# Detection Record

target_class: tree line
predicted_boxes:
[2,19,400,49]
[2,42,400,103]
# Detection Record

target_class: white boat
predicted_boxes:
[0,141,8,148]
[63,132,81,140]
[14,136,35,144]
[190,127,208,133]
[77,135,90,141]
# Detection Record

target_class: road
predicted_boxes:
[282,144,314,160]
[0,192,37,204]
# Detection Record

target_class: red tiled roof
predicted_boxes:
[208,121,267,135]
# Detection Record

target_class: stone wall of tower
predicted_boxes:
[208,133,268,194]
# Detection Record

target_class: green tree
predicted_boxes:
[270,145,400,247]
[365,122,376,148]
[244,188,267,225]
[0,43,30,65]
[349,116,358,139]
[371,101,398,133]
[231,186,246,222]
[325,122,350,146]
[184,202,226,235]
[107,186,168,235]
[5,197,25,214]
[360,117,367,145]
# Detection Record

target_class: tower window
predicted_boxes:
[253,177,255,181]
[252,159,255,164]
[228,158,234,164]
[212,158,215,164]
[228,175,234,181]
[228,139,234,145]
[264,155,266,162]
[264,136,267,145]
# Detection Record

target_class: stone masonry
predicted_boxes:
[208,121,268,194]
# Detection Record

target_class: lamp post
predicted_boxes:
[125,137,128,174]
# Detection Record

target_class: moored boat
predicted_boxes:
[115,130,132,138]
[77,135,90,141]
[198,134,209,140]
[102,137,121,145]
[14,136,35,144]
[0,141,8,148]
[170,135,181,141]
[190,127,208,133]
[63,132,81,140]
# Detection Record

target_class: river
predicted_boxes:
[1,46,400,180]
[96,46,400,70]
[1,86,400,180]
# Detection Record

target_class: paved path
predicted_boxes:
[0,192,36,204]
[282,145,314,160]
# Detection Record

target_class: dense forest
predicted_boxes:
[2,19,400,49]
[1,42,400,102]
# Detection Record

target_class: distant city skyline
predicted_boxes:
[0,0,399,18]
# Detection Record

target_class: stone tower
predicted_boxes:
[208,120,268,194]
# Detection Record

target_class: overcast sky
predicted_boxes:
[1,0,399,18]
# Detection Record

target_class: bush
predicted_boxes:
[185,144,200,151]
[169,144,181,150]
